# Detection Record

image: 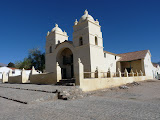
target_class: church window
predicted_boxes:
[95,36,98,45]
[104,53,106,58]
[79,37,83,46]
[115,56,117,60]
[49,46,52,53]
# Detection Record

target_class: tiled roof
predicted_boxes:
[118,50,149,62]
[8,67,19,70]
[152,63,159,68]
[103,50,118,56]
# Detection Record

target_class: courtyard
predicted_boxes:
[0,80,160,120]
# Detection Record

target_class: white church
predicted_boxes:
[45,10,160,82]
[2,10,159,91]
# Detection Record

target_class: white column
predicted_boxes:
[131,69,134,77]
[21,68,29,83]
[2,72,8,83]
[8,70,12,77]
[124,69,128,77]
[56,62,62,82]
[118,68,121,77]
[75,58,84,85]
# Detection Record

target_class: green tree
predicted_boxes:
[28,48,45,72]
[15,48,45,72]
[7,62,15,67]
[15,58,32,69]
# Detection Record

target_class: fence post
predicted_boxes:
[140,70,143,76]
[95,67,99,78]
[21,68,28,83]
[97,68,101,78]
[75,58,84,86]
[118,68,121,77]
[124,69,128,77]
[30,66,37,75]
[107,68,112,78]
[131,69,134,77]
[8,70,12,77]
[135,70,139,76]
[2,72,8,83]
[56,62,62,82]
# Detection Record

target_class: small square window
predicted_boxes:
[49,46,52,53]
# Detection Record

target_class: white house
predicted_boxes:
[0,67,31,79]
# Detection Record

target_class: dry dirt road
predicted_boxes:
[0,79,160,120]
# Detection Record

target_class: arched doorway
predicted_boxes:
[56,48,74,79]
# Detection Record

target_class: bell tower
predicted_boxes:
[45,24,68,72]
[73,10,103,47]
[72,10,105,72]
[46,24,68,54]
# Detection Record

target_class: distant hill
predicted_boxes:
[158,62,160,66]
[0,63,7,67]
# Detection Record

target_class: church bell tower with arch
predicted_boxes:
[72,10,105,72]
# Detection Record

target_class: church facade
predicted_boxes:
[45,10,160,83]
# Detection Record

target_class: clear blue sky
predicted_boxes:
[0,0,160,64]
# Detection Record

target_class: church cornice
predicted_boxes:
[75,43,103,50]
[46,31,68,38]
[73,20,101,28]
[72,32,102,40]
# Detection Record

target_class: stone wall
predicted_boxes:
[3,69,29,84]
[80,76,153,92]
[75,58,153,92]
[30,72,56,84]
[8,75,22,83]
[8,69,29,84]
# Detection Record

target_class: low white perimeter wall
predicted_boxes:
[80,76,153,92]
[8,75,22,84]
[8,75,29,84]
[30,72,56,84]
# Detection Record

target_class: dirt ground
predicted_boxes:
[90,79,160,103]
[0,79,160,120]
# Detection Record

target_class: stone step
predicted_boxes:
[55,82,75,86]
[59,80,75,83]
[55,79,75,86]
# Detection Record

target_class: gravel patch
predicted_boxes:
[0,80,160,120]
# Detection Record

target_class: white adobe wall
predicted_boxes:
[0,67,12,79]
[89,45,104,72]
[45,52,56,72]
[25,70,31,75]
[75,46,91,72]
[144,52,154,78]
[0,67,31,79]
[12,69,21,76]
[103,53,120,73]
[152,65,160,79]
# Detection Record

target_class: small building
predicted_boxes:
[0,67,31,79]
[152,63,160,79]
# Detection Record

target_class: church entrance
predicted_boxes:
[57,48,74,79]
